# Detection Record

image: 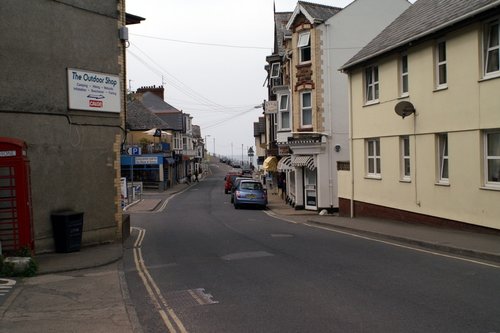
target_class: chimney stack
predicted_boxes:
[136,85,165,100]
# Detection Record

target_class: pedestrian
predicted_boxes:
[281,177,286,200]
[194,169,199,182]
[277,174,284,198]
[186,171,191,185]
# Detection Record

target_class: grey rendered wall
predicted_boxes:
[0,1,122,252]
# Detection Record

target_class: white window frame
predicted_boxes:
[270,63,280,79]
[173,132,182,151]
[300,91,312,128]
[298,31,311,64]
[365,65,379,104]
[437,133,449,184]
[484,19,500,77]
[366,138,381,178]
[484,130,500,187]
[400,54,409,96]
[278,94,290,130]
[400,136,411,181]
[436,40,448,88]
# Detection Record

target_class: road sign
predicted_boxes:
[127,147,141,155]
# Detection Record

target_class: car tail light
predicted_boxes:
[235,190,241,198]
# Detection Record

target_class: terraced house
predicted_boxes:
[339,0,500,231]
[265,0,409,211]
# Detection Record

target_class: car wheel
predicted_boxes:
[234,204,239,209]
[230,196,234,203]
[224,189,228,194]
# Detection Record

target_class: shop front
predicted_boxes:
[121,154,173,191]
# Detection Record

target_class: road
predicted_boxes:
[123,162,500,333]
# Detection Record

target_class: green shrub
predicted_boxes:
[0,247,38,277]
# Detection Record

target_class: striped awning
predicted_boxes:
[292,155,316,170]
[277,156,292,172]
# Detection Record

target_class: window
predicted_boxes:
[270,63,280,79]
[436,40,447,88]
[437,133,449,183]
[300,91,312,127]
[365,65,379,103]
[366,138,381,177]
[485,130,500,186]
[173,132,182,150]
[484,19,499,76]
[400,54,409,96]
[298,31,311,63]
[400,136,411,180]
[278,94,290,130]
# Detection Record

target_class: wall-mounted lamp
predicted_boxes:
[335,144,341,152]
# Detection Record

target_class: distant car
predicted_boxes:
[233,180,267,209]
[241,168,252,177]
[224,170,242,194]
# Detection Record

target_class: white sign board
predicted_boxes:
[135,156,159,165]
[67,68,121,112]
[264,101,278,114]
[120,177,127,199]
[0,151,16,157]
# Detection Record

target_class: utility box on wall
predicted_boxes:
[0,137,34,253]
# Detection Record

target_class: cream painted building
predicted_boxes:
[340,0,500,230]
[270,0,409,211]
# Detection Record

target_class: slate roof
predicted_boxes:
[140,92,181,113]
[254,117,266,137]
[286,1,341,30]
[341,0,500,70]
[274,11,293,56]
[154,112,183,131]
[126,100,169,131]
[297,1,342,22]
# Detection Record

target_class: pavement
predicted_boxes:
[1,176,499,332]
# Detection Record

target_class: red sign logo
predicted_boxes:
[89,100,103,108]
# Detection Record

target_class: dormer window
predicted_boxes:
[298,31,311,63]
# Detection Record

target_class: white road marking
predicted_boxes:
[0,278,16,296]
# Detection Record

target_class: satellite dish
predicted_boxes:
[394,101,415,119]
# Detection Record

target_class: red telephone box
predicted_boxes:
[0,137,34,253]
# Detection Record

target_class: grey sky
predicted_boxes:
[125,0,407,158]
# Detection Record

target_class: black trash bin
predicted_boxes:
[51,211,84,253]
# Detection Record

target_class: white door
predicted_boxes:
[304,168,317,210]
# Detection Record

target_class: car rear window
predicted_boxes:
[240,182,263,190]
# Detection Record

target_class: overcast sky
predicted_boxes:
[125,0,403,160]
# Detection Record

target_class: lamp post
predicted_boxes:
[213,137,216,157]
[204,135,211,159]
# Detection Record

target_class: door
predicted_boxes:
[304,167,317,210]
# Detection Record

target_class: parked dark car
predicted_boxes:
[233,180,267,209]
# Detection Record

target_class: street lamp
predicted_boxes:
[204,135,211,159]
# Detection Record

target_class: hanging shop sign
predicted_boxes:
[67,68,120,113]
[264,101,277,114]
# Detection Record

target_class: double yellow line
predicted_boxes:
[132,227,188,333]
